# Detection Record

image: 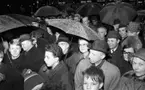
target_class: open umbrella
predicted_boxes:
[34,6,61,17]
[99,1,137,25]
[46,19,98,40]
[76,3,102,17]
[7,14,38,25]
[0,14,37,33]
[137,10,145,16]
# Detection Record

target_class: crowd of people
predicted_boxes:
[0,1,145,90]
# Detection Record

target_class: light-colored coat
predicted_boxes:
[74,58,120,90]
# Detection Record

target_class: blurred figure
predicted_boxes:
[74,14,81,22]
[113,19,120,31]
[89,15,100,26]
[115,48,145,90]
[122,22,142,51]
[83,66,105,90]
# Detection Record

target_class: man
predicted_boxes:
[43,44,72,90]
[96,25,107,41]
[107,31,132,75]
[118,24,128,45]
[116,48,145,90]
[83,66,105,90]
[20,34,44,72]
[75,39,120,90]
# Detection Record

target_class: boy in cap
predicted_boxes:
[116,48,145,90]
[75,39,120,90]
[107,30,132,75]
[83,65,105,90]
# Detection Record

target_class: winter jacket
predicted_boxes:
[115,70,145,90]
[42,61,73,90]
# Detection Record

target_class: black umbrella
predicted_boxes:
[34,6,61,17]
[76,3,102,17]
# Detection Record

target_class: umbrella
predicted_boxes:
[7,14,38,25]
[137,10,145,16]
[99,2,137,25]
[0,14,37,33]
[34,6,61,17]
[46,19,98,40]
[76,3,102,17]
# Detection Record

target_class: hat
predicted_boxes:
[19,34,31,43]
[107,31,121,39]
[133,48,145,61]
[127,22,140,32]
[57,34,69,43]
[119,24,126,29]
[91,39,108,53]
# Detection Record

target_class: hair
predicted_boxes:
[9,39,20,46]
[45,44,63,60]
[83,65,105,84]
[96,25,107,33]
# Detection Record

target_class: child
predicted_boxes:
[83,65,105,90]
[41,44,72,90]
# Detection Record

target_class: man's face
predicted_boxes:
[44,51,57,67]
[89,50,103,64]
[107,38,119,50]
[74,16,80,22]
[79,39,89,53]
[97,27,107,40]
[132,57,145,76]
[9,44,21,57]
[21,40,33,51]
[83,76,102,90]
[118,27,127,39]
[58,41,69,54]
[82,17,89,25]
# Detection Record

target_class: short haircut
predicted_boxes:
[83,65,105,83]
[45,44,63,60]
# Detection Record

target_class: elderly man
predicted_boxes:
[75,39,120,90]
